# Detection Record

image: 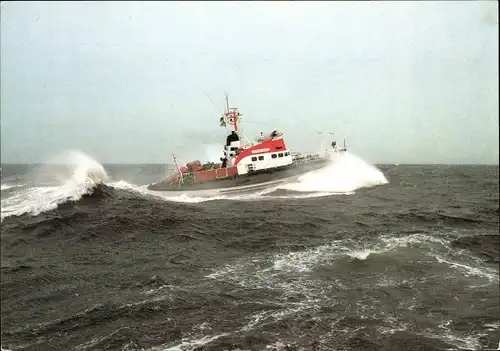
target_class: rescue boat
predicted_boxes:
[147,96,347,195]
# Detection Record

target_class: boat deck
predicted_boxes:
[148,158,330,192]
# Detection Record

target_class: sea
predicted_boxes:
[1,151,498,351]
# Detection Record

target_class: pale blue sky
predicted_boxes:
[1,1,498,164]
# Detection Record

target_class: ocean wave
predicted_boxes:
[1,183,23,191]
[1,152,107,222]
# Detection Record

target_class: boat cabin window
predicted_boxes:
[258,156,264,161]
[271,154,277,159]
[251,156,257,161]
[285,151,289,156]
[230,147,238,152]
[278,153,283,158]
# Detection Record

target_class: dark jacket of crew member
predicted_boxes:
[220,157,228,168]
[226,131,239,146]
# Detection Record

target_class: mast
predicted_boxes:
[225,94,230,115]
[172,152,183,186]
[223,94,242,133]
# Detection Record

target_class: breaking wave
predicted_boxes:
[0,151,108,222]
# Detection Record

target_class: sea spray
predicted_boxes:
[279,152,388,193]
[1,151,108,221]
[34,150,108,186]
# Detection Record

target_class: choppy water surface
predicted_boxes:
[1,152,498,350]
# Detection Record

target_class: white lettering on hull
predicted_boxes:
[251,148,271,154]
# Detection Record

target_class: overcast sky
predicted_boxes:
[1,1,498,164]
